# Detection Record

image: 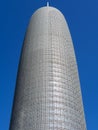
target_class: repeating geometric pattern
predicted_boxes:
[10,6,86,130]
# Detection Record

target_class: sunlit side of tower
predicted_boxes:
[10,5,86,130]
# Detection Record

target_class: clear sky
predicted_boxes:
[0,0,98,130]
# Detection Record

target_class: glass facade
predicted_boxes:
[10,6,86,130]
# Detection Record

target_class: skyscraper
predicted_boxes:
[10,5,86,130]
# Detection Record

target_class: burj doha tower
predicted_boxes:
[10,4,87,130]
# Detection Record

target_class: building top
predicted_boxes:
[31,5,65,22]
[47,2,49,7]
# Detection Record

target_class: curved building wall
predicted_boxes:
[10,6,86,130]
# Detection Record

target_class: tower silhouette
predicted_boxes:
[10,6,86,130]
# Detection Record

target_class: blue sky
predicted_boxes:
[0,0,98,130]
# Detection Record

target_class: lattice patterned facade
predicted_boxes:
[10,6,86,130]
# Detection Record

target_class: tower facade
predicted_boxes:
[10,6,86,130]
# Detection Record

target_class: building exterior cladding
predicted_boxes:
[10,6,87,130]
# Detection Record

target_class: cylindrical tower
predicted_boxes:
[10,6,86,130]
